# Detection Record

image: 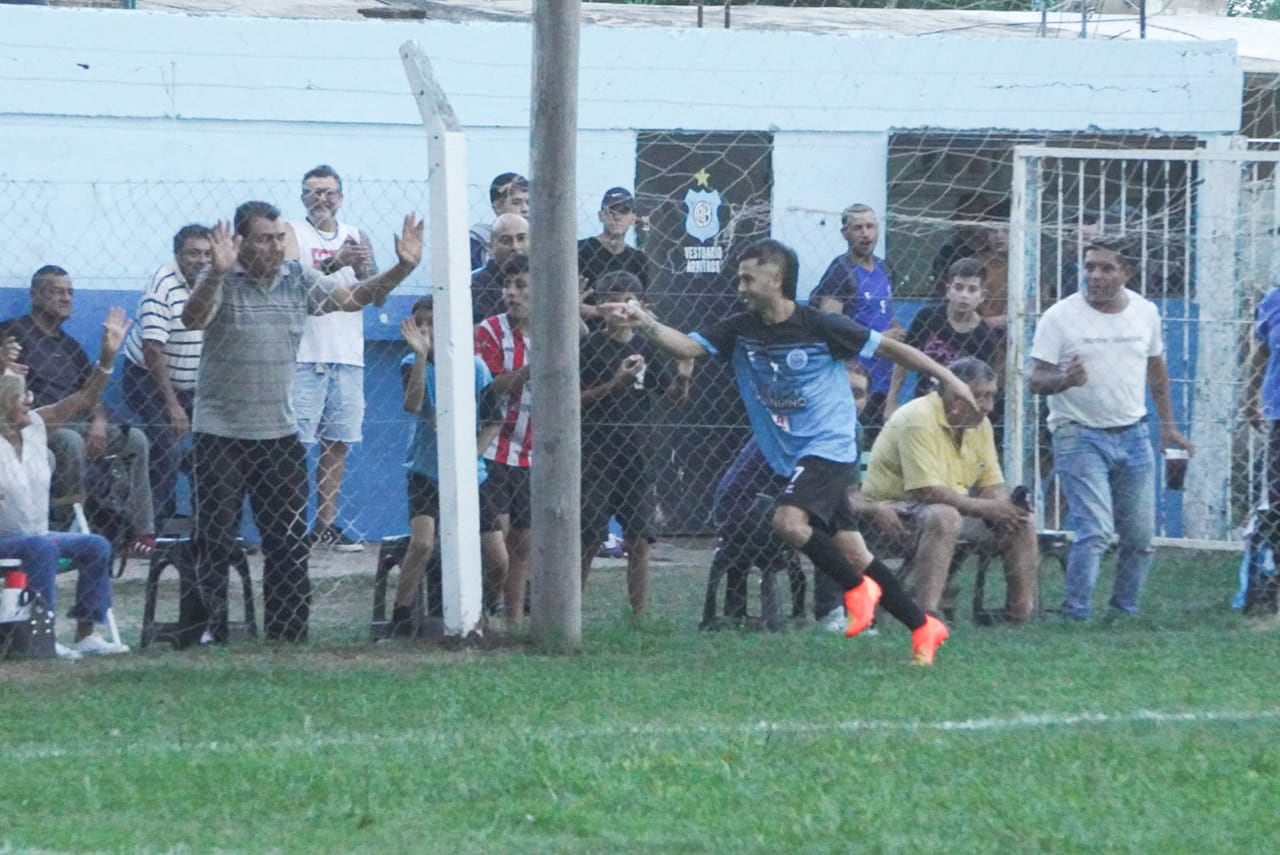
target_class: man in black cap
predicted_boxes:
[578,187,649,298]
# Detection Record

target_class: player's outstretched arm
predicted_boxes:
[599,301,709,360]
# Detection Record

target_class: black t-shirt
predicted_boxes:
[577,238,649,293]
[903,302,1002,399]
[0,314,93,407]
[579,330,666,453]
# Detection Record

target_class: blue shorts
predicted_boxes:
[293,363,364,444]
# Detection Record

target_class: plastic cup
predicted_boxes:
[1164,448,1189,491]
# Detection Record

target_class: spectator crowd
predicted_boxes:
[0,164,1209,664]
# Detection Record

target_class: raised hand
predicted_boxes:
[400,316,431,357]
[394,214,425,271]
[99,306,130,365]
[0,335,20,370]
[208,219,240,275]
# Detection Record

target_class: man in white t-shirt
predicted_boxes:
[285,164,377,552]
[1030,238,1194,620]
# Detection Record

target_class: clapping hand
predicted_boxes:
[333,235,372,272]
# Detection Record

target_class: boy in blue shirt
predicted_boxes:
[394,297,507,634]
[606,239,977,664]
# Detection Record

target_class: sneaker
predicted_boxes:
[72,634,130,656]
[911,614,950,666]
[843,576,882,637]
[312,525,365,553]
[818,607,846,634]
[55,642,83,661]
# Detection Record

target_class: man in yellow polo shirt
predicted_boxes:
[862,356,1038,622]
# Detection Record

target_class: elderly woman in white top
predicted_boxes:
[0,308,130,659]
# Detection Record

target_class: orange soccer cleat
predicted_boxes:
[911,614,950,666]
[843,576,882,637]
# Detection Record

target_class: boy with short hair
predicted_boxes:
[578,271,690,614]
[394,297,507,634]
[475,254,534,621]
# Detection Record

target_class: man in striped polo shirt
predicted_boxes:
[182,201,423,644]
[122,224,211,525]
[475,253,533,621]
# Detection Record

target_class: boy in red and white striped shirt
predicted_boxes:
[475,254,533,620]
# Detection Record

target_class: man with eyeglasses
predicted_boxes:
[0,267,155,550]
[284,164,377,553]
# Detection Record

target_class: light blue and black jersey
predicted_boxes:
[690,304,879,476]
[400,353,494,483]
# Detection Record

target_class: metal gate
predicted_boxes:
[1007,141,1280,545]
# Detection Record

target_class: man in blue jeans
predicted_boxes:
[1030,237,1194,620]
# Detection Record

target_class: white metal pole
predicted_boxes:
[400,42,483,636]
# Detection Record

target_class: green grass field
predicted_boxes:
[3,546,1280,853]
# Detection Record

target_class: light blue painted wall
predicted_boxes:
[0,5,1243,292]
[0,5,1244,539]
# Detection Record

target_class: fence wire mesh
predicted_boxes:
[3,132,1279,645]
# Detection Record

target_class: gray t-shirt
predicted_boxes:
[193,261,340,440]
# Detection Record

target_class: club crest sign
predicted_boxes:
[683,188,722,242]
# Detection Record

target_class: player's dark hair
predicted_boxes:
[594,270,644,298]
[30,264,70,291]
[234,201,282,238]
[944,257,985,284]
[490,172,529,204]
[500,253,530,283]
[1085,236,1140,267]
[302,164,342,191]
[173,224,212,256]
[411,295,434,315]
[739,239,799,300]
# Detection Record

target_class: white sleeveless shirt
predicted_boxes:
[291,218,367,366]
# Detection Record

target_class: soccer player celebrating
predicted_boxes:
[604,239,978,664]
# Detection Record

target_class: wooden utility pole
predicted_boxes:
[529,0,583,651]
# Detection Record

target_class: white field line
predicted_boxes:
[6,707,1279,765]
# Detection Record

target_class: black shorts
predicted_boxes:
[478,461,532,530]
[774,455,860,535]
[581,452,656,542]
[407,472,500,532]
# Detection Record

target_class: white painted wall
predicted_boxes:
[0,5,1244,293]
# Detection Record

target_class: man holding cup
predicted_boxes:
[1030,237,1194,621]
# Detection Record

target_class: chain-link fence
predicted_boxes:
[3,131,1278,645]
